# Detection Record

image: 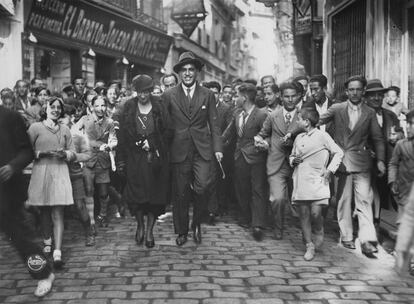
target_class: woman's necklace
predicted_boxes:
[137,103,152,130]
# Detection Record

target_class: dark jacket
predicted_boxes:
[223,106,268,165]
[162,83,223,163]
[0,106,34,205]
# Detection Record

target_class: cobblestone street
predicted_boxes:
[1,211,414,304]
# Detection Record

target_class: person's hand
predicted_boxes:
[0,165,14,182]
[291,155,303,167]
[215,152,223,162]
[281,133,292,146]
[142,139,150,152]
[390,182,399,196]
[377,160,386,177]
[254,135,263,147]
[99,144,110,152]
[321,170,332,184]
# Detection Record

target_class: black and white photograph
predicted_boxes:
[1,0,414,303]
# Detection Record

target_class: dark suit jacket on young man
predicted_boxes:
[163,83,222,165]
[223,106,268,228]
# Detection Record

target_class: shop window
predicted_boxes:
[82,56,96,88]
[23,44,71,92]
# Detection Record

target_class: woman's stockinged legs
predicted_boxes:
[298,205,312,244]
[51,206,64,251]
[135,210,145,244]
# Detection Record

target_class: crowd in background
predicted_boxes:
[1,57,414,298]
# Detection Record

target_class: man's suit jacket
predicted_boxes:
[162,83,222,163]
[257,108,301,176]
[376,108,400,163]
[223,106,268,165]
[216,101,233,133]
[319,101,385,173]
[0,106,34,206]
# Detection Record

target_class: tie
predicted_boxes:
[186,88,192,114]
[238,111,248,138]
[285,112,291,126]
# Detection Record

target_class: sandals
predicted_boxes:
[34,273,55,297]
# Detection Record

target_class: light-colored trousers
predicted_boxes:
[336,172,377,243]
[396,183,414,255]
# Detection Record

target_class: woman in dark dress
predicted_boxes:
[117,74,170,248]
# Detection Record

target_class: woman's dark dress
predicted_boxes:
[117,98,169,216]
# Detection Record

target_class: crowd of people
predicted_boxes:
[1,50,414,297]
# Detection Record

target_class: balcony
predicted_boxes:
[136,9,168,32]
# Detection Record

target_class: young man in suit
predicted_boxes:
[204,81,233,224]
[162,52,223,246]
[255,82,303,240]
[319,75,386,258]
[223,83,268,241]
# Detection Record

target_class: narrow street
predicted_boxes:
[1,211,413,304]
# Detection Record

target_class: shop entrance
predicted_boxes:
[96,54,116,86]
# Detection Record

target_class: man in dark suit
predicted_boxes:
[319,75,386,258]
[0,106,54,297]
[364,79,403,225]
[162,52,223,246]
[255,82,303,240]
[223,83,268,241]
[204,81,232,224]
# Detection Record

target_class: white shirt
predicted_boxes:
[182,83,196,99]
[347,101,361,130]
[282,108,297,123]
[239,105,255,128]
[315,98,329,132]
[376,112,383,128]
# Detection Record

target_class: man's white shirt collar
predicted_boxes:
[182,83,196,98]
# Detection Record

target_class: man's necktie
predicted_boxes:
[348,107,359,130]
[285,112,292,127]
[187,88,192,114]
[238,111,248,138]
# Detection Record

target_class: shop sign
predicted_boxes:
[26,0,172,66]
[294,0,312,35]
[171,0,207,37]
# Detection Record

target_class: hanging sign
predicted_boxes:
[294,0,312,35]
[171,0,207,37]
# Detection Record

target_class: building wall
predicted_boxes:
[0,1,23,90]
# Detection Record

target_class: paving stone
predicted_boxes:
[44,292,84,300]
[172,291,211,298]
[339,292,381,300]
[305,284,342,292]
[145,284,181,291]
[186,283,222,290]
[86,291,127,298]
[297,291,338,300]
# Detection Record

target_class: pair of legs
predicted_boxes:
[135,210,156,247]
[39,205,65,265]
[336,172,377,244]
[0,186,54,296]
[395,184,414,275]
[172,149,210,244]
[234,156,268,231]
[297,201,325,246]
[84,166,110,226]
[268,165,292,238]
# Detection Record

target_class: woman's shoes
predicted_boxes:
[43,238,52,257]
[53,250,64,269]
[145,234,155,248]
[135,226,145,245]
[34,273,55,297]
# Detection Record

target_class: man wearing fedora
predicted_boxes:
[162,51,223,246]
[319,75,385,258]
[365,79,402,227]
